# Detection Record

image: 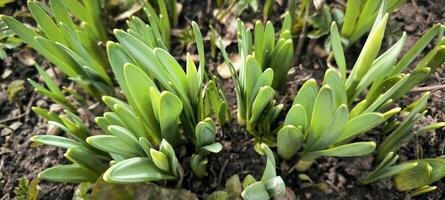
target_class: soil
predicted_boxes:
[1,0,444,200]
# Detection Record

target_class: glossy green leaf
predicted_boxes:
[201,143,223,154]
[263,176,285,197]
[394,160,432,191]
[410,185,437,197]
[307,142,376,159]
[310,105,348,151]
[190,154,207,178]
[102,112,125,129]
[293,79,318,126]
[390,68,430,101]
[241,182,269,200]
[49,0,76,32]
[260,143,277,181]
[86,135,142,158]
[191,21,205,75]
[391,24,443,75]
[186,53,199,100]
[323,69,347,108]
[364,162,417,184]
[195,119,216,147]
[28,1,65,43]
[377,93,429,160]
[106,42,133,100]
[347,14,388,90]
[250,86,275,124]
[355,33,407,98]
[336,112,384,142]
[113,104,147,140]
[159,139,179,176]
[245,55,263,112]
[277,125,303,160]
[270,40,293,88]
[108,125,144,155]
[284,104,307,132]
[31,107,62,123]
[39,164,98,183]
[150,149,170,172]
[64,147,106,173]
[31,135,81,149]
[103,157,175,183]
[309,86,334,144]
[416,122,445,136]
[249,68,274,105]
[139,137,153,158]
[156,90,183,145]
[330,22,346,78]
[364,74,411,113]
[341,0,362,37]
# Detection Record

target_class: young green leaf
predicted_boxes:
[103,157,176,183]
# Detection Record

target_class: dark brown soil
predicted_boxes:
[1,0,444,199]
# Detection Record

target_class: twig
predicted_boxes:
[24,92,36,122]
[217,159,229,186]
[0,91,36,124]
[0,113,27,124]
[294,1,311,64]
[410,84,445,92]
[206,0,212,14]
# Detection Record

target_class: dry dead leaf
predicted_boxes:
[217,54,240,79]
[18,50,35,66]
[114,2,144,21]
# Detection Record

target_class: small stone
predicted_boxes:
[35,99,48,107]
[1,69,12,79]
[1,128,13,136]
[47,124,61,135]
[18,50,35,66]
[9,121,22,130]
[49,104,63,112]
[45,68,56,79]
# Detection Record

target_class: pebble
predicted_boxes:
[47,124,61,135]
[49,104,63,112]
[9,121,22,130]
[35,99,48,107]
[1,69,12,80]
[1,128,13,136]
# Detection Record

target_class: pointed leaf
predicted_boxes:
[39,164,98,183]
[277,125,303,160]
[103,157,175,183]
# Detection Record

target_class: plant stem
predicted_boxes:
[237,112,246,125]
[295,157,315,171]
[294,0,311,65]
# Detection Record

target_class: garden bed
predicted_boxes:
[1,0,444,199]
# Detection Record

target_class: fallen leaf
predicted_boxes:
[217,54,240,79]
[114,2,144,21]
[7,80,25,102]
[18,50,35,66]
